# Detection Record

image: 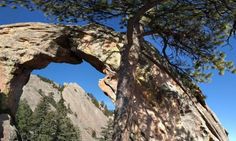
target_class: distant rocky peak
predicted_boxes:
[20,74,109,141]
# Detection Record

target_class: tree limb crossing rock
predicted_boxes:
[0,23,228,141]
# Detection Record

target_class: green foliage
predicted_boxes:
[16,99,33,140]
[99,119,113,141]
[37,75,55,84]
[51,112,80,141]
[87,93,100,108]
[37,75,65,92]
[87,94,113,117]
[58,85,65,92]
[30,97,51,140]
[103,104,113,117]
[56,98,70,116]
[16,96,81,141]
[2,0,236,82]
[100,101,105,108]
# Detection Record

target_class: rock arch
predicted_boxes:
[0,22,119,114]
[0,23,228,141]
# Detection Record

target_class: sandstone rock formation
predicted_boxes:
[21,74,108,141]
[62,83,108,140]
[0,22,228,141]
[0,22,119,114]
[0,114,18,141]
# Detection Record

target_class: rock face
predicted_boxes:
[0,114,18,141]
[21,74,108,141]
[21,75,61,111]
[62,83,109,140]
[0,22,228,141]
[0,23,119,114]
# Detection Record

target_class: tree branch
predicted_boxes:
[126,1,163,46]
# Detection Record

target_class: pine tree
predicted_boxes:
[30,96,52,141]
[88,93,100,108]
[16,99,33,140]
[103,106,113,117]
[100,119,113,141]
[1,0,236,82]
[53,116,80,141]
[4,1,236,140]
[16,95,81,141]
[53,97,80,141]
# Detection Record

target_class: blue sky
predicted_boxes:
[0,6,235,140]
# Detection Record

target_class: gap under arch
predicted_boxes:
[32,62,115,110]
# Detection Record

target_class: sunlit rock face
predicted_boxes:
[0,22,228,141]
[0,114,18,141]
[0,23,119,114]
[21,75,108,141]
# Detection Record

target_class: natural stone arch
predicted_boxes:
[0,22,119,114]
[0,23,228,141]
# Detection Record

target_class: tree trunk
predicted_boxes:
[0,23,228,141]
[113,36,228,141]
